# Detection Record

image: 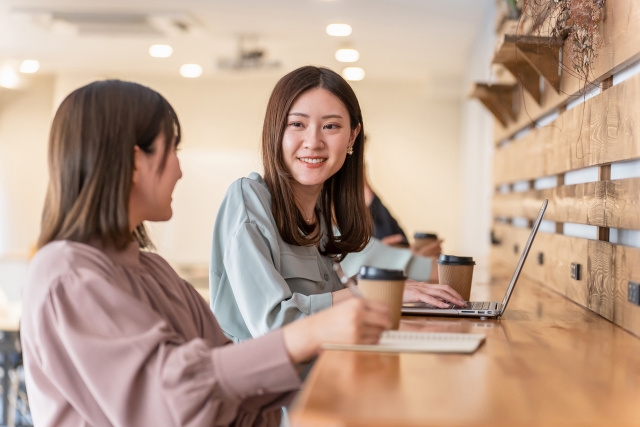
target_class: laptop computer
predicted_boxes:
[402,199,548,318]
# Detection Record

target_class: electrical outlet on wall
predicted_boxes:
[570,263,581,280]
[628,282,640,306]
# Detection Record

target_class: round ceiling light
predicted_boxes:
[0,66,20,89]
[180,64,203,78]
[342,67,365,81]
[19,60,40,73]
[335,49,359,63]
[149,44,173,58]
[326,24,352,37]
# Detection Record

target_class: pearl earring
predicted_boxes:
[347,146,354,156]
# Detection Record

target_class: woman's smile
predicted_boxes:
[298,156,328,168]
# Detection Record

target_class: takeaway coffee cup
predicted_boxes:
[437,255,476,301]
[413,232,438,251]
[358,266,406,330]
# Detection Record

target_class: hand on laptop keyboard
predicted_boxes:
[403,280,467,308]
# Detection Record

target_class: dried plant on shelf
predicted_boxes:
[523,0,605,82]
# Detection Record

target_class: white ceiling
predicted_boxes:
[0,0,493,83]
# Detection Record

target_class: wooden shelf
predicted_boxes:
[513,35,564,93]
[470,83,518,127]
[493,35,543,104]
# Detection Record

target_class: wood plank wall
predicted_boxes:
[490,0,640,337]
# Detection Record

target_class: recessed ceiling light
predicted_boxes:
[19,60,40,73]
[180,64,203,78]
[326,24,352,37]
[335,49,359,63]
[342,67,365,81]
[0,66,20,89]
[149,45,173,58]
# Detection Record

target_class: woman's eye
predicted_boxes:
[324,123,340,130]
[289,122,304,128]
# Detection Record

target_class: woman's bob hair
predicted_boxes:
[38,79,181,250]
[261,66,371,259]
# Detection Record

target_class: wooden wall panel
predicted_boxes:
[494,0,640,142]
[491,224,640,337]
[493,178,640,230]
[613,245,640,338]
[494,72,640,185]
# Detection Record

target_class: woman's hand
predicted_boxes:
[412,239,443,257]
[381,234,408,247]
[282,298,391,364]
[402,279,466,308]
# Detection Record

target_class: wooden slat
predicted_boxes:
[494,72,640,184]
[494,0,640,143]
[493,178,640,230]
[491,223,640,337]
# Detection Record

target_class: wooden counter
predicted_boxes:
[290,278,640,427]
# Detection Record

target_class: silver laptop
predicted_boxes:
[402,199,547,318]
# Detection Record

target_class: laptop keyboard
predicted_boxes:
[465,302,496,310]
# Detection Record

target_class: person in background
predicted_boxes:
[365,179,409,246]
[209,66,466,343]
[364,178,443,257]
[21,80,392,427]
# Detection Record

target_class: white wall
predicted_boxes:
[456,4,497,280]
[1,72,463,278]
[356,80,462,254]
[0,76,54,301]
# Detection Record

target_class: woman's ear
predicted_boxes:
[350,123,362,144]
[132,146,142,186]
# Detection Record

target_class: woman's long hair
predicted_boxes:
[262,66,371,260]
[38,80,181,250]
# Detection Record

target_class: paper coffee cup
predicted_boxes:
[437,255,475,301]
[358,266,406,330]
[413,232,438,251]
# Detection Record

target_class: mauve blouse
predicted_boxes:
[21,240,301,427]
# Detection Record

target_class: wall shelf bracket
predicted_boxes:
[470,83,518,127]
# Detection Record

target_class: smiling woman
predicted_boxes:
[262,67,368,257]
[209,66,466,343]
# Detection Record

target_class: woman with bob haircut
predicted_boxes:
[21,80,392,427]
[209,66,466,342]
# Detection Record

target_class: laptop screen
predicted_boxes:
[500,199,548,309]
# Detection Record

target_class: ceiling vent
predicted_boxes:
[217,35,281,72]
[11,8,201,36]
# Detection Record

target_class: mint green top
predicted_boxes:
[209,173,432,341]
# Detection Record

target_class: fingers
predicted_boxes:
[362,305,392,330]
[415,293,451,308]
[363,299,391,316]
[426,284,464,302]
[414,239,443,257]
[406,282,466,307]
[381,234,405,246]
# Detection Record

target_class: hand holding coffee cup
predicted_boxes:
[358,266,406,330]
[437,255,476,302]
[413,232,442,257]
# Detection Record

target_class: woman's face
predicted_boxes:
[129,133,182,228]
[282,88,361,190]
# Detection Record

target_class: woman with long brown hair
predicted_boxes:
[209,66,466,342]
[21,80,391,427]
